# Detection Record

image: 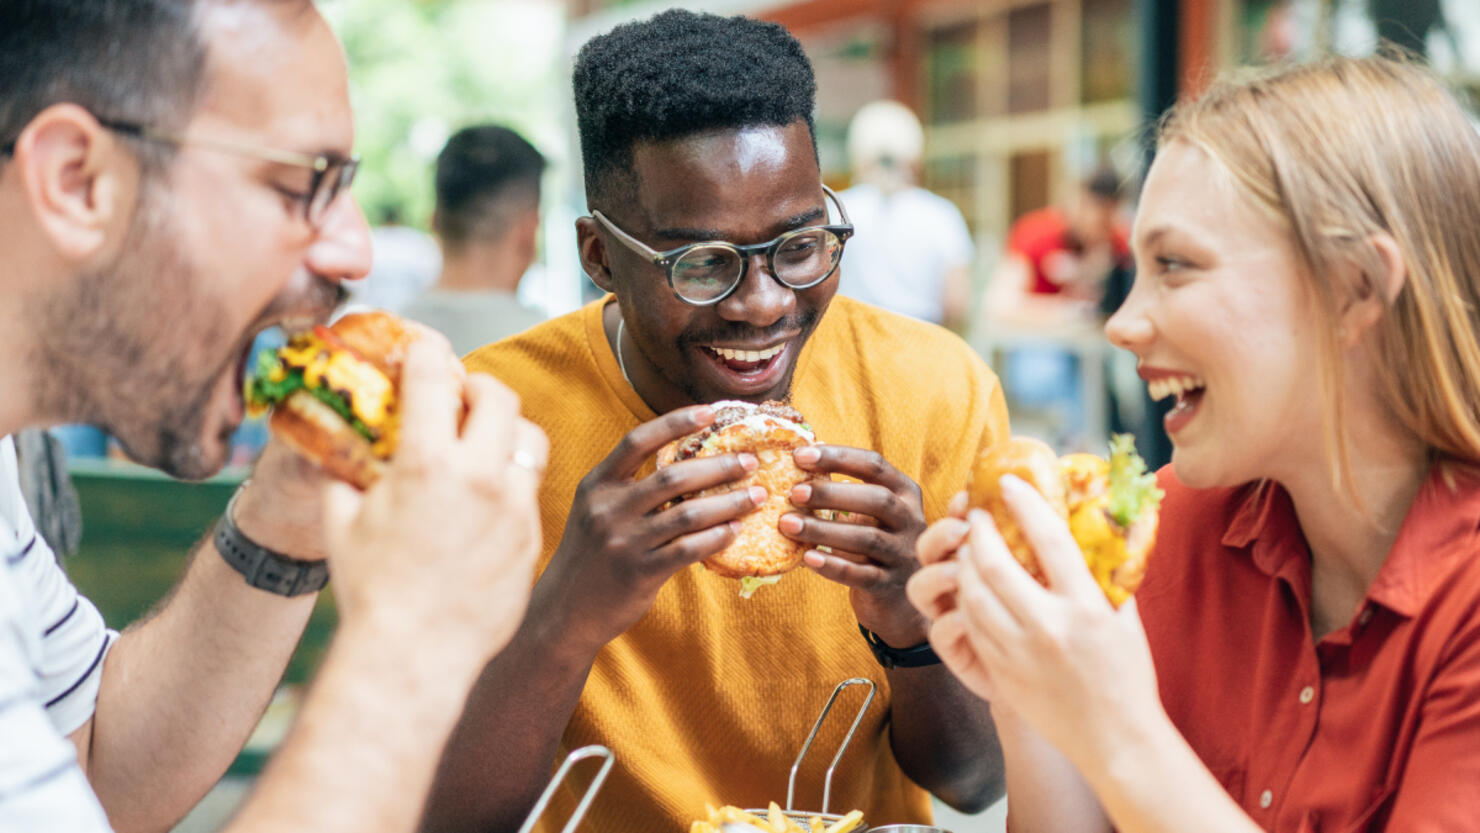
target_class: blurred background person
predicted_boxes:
[401,124,547,355]
[985,167,1130,326]
[837,100,974,330]
[981,167,1131,449]
[345,205,443,314]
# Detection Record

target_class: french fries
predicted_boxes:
[691,803,865,833]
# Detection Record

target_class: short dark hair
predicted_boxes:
[572,9,817,207]
[1085,166,1122,201]
[434,124,546,250]
[0,0,209,169]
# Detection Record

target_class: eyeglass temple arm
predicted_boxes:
[98,117,332,172]
[592,210,667,265]
[821,184,851,226]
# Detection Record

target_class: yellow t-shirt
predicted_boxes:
[464,296,1009,833]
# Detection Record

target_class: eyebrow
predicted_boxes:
[653,205,827,243]
[1134,224,1186,251]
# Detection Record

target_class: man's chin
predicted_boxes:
[115,423,234,482]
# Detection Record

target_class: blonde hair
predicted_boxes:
[1161,55,1480,501]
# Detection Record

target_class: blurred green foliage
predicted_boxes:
[322,0,566,228]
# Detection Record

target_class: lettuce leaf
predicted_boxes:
[243,349,375,442]
[738,575,783,599]
[1106,433,1163,528]
[244,349,302,408]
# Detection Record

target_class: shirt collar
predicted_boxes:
[1367,460,1480,617]
[1220,461,1480,617]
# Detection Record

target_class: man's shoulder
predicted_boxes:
[805,298,1001,428]
[463,305,592,386]
[904,186,966,218]
[815,297,986,374]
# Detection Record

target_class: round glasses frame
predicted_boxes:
[590,185,855,306]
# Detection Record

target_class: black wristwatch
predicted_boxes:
[214,487,329,597]
[858,623,941,669]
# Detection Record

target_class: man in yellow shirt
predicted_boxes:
[424,10,1009,833]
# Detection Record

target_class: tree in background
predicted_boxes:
[324,0,565,226]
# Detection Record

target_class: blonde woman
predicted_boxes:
[908,55,1480,832]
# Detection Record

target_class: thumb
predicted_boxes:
[322,481,363,556]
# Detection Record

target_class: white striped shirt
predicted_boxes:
[0,436,114,830]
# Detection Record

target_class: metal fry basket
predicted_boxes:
[515,744,615,833]
[744,677,877,830]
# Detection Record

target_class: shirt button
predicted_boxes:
[1299,685,1315,705]
[1259,789,1273,809]
[1359,607,1373,625]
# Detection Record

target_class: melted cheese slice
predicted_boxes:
[279,335,395,434]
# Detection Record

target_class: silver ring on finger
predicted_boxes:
[510,447,544,474]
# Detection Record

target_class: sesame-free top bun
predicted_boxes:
[967,436,1069,583]
[657,401,820,580]
[326,310,423,380]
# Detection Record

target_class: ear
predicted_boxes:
[576,215,616,293]
[13,103,136,263]
[513,209,540,252]
[1338,233,1407,349]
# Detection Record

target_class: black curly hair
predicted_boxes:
[573,8,817,207]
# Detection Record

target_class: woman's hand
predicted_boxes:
[946,474,1164,770]
[907,491,1001,700]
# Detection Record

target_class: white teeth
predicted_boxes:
[711,344,784,362]
[277,316,317,334]
[1147,375,1207,402]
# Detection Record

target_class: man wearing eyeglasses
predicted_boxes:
[0,2,547,832]
[423,10,1009,833]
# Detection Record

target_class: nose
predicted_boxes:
[305,193,373,284]
[1104,277,1154,353]
[716,251,795,328]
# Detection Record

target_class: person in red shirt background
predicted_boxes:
[911,54,1480,832]
[1011,170,1130,300]
[985,169,1133,450]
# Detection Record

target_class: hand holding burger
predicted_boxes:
[656,399,820,597]
[967,434,1161,606]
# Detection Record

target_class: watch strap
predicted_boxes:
[857,623,941,669]
[214,488,328,597]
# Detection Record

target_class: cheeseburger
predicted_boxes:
[657,400,820,598]
[969,434,1161,606]
[244,311,419,489]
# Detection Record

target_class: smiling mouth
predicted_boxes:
[1148,374,1207,425]
[701,343,787,376]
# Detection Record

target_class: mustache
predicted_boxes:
[680,309,820,346]
[256,274,349,325]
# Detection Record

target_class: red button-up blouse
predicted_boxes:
[1137,462,1480,832]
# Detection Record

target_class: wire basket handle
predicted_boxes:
[514,744,615,833]
[785,677,877,816]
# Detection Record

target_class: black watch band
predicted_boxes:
[858,623,941,669]
[214,487,328,597]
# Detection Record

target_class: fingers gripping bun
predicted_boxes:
[967,437,1068,583]
[969,436,1160,606]
[657,401,820,582]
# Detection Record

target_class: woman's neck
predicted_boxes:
[1280,416,1427,638]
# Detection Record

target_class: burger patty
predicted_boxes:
[673,400,807,461]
